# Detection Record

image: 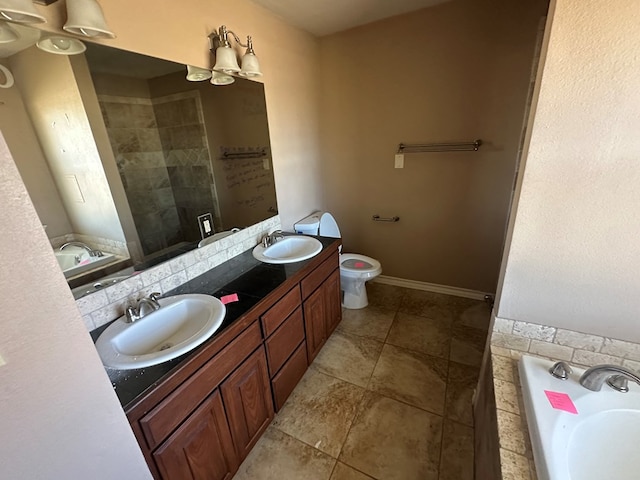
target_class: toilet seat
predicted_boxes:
[340,253,382,277]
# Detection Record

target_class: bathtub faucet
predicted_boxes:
[60,241,103,257]
[579,364,640,392]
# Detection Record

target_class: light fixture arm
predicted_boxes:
[209,25,252,50]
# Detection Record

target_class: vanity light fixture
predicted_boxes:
[36,35,86,55]
[63,0,115,39]
[186,64,212,82]
[0,0,46,24]
[0,20,18,42]
[209,25,262,78]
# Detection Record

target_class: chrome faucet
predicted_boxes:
[261,230,284,247]
[125,292,161,323]
[60,241,103,257]
[579,364,640,392]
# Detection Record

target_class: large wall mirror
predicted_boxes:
[0,25,278,298]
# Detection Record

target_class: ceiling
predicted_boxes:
[250,0,451,37]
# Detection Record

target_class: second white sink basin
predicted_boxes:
[252,235,323,264]
[95,294,225,370]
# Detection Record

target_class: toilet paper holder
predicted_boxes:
[372,215,400,222]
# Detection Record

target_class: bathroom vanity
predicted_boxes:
[94,237,342,479]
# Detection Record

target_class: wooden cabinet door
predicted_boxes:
[324,269,342,335]
[153,390,238,480]
[303,285,327,363]
[221,347,274,461]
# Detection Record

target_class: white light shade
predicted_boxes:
[239,52,262,77]
[63,0,115,39]
[186,65,212,81]
[213,45,240,73]
[210,71,234,86]
[37,36,86,55]
[0,0,45,24]
[0,20,18,43]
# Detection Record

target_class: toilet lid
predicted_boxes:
[319,212,341,238]
[340,253,381,273]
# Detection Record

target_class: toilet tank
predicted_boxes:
[294,212,321,235]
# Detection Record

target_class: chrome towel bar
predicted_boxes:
[398,139,482,153]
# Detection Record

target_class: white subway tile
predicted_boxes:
[160,271,187,293]
[75,289,109,316]
[494,379,520,415]
[622,359,640,371]
[572,349,623,367]
[139,262,172,287]
[91,302,124,329]
[513,321,556,342]
[105,275,145,303]
[600,338,640,362]
[527,340,573,361]
[186,260,209,280]
[553,329,603,352]
[493,317,514,334]
[492,332,531,352]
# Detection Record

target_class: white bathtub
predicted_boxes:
[54,248,116,278]
[519,355,640,480]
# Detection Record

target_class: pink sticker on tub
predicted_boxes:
[220,293,239,304]
[354,262,365,268]
[544,390,578,414]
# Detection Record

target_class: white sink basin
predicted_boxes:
[95,294,225,370]
[252,235,323,264]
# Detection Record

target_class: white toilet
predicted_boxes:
[294,212,382,309]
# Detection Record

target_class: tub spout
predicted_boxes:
[579,364,640,391]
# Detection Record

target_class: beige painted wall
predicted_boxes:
[496,0,640,342]
[10,47,127,244]
[319,0,547,293]
[0,63,71,238]
[0,134,152,479]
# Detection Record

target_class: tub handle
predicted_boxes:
[549,361,572,380]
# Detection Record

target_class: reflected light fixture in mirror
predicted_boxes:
[0,20,18,42]
[185,64,212,81]
[0,0,46,24]
[211,70,234,85]
[63,0,115,39]
[209,24,262,77]
[37,35,86,55]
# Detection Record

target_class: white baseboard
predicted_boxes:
[372,275,492,301]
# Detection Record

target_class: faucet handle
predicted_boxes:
[607,375,629,393]
[124,305,139,323]
[549,361,572,380]
[149,292,162,308]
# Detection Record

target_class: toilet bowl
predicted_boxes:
[294,212,382,309]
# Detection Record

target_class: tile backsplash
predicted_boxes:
[491,316,640,370]
[75,215,281,331]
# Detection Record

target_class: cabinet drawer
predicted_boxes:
[271,341,308,411]
[265,307,305,377]
[300,251,339,299]
[260,285,301,337]
[140,322,262,450]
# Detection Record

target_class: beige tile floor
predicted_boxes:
[234,283,491,480]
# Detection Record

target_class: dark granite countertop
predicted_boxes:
[91,236,339,409]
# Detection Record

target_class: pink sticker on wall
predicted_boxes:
[354,262,365,268]
[544,390,578,414]
[220,293,239,305]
